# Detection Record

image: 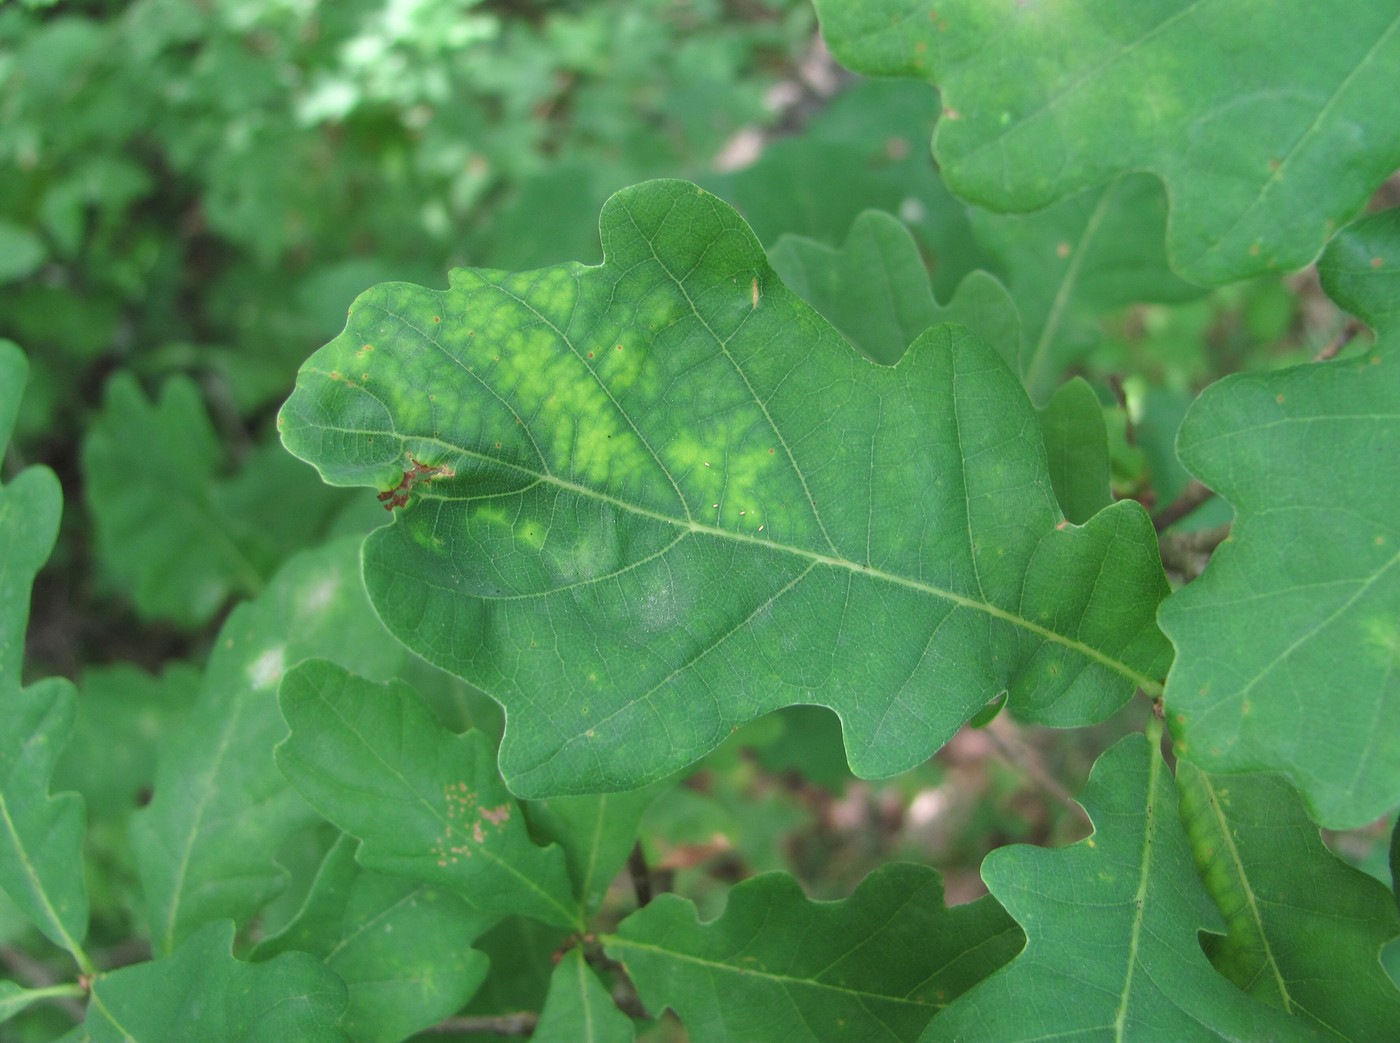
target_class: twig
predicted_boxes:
[1159,524,1233,582]
[627,841,653,908]
[423,1012,538,1035]
[0,946,86,1023]
[1152,479,1215,532]
[1314,318,1363,362]
[983,716,1086,823]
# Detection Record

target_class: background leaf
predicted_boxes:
[253,833,494,1043]
[814,0,1400,284]
[130,536,406,954]
[532,948,636,1043]
[85,920,347,1042]
[82,373,265,624]
[276,659,581,929]
[0,680,89,963]
[525,785,663,915]
[925,734,1317,1041]
[0,342,61,687]
[1159,209,1400,828]
[1176,760,1400,1038]
[0,342,89,966]
[81,373,349,626]
[769,209,1019,368]
[705,80,998,299]
[279,179,1172,798]
[608,863,1021,1042]
[966,176,1204,401]
[1037,378,1114,526]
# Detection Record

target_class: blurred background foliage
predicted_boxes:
[2,3,1386,1035]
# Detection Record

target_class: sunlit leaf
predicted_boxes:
[280,179,1171,798]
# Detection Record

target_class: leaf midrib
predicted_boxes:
[348,428,1163,695]
[602,935,941,1012]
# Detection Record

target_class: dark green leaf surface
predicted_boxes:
[1160,210,1400,828]
[0,341,60,688]
[82,373,264,624]
[525,785,662,915]
[1177,761,1400,1038]
[0,342,89,965]
[769,209,1019,368]
[276,660,581,929]
[704,80,998,300]
[967,176,1203,401]
[815,1,1400,285]
[81,374,350,628]
[85,921,348,1043]
[1391,819,1400,915]
[53,664,198,823]
[0,680,89,961]
[1037,378,1113,525]
[532,948,636,1043]
[606,863,1021,1042]
[131,536,405,955]
[925,734,1317,1042]
[280,179,1171,797]
[253,834,493,1043]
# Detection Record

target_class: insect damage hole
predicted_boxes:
[377,457,456,511]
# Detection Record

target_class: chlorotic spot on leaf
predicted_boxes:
[280,180,1172,798]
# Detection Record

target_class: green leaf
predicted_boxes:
[925,734,1317,1041]
[280,179,1171,798]
[525,785,662,915]
[82,373,264,625]
[1159,209,1400,828]
[814,2,1400,285]
[769,209,1019,368]
[131,536,406,955]
[276,659,581,929]
[1392,819,1400,915]
[0,341,60,687]
[0,980,84,1025]
[704,80,998,299]
[967,175,1204,400]
[0,680,90,962]
[85,921,348,1042]
[1037,378,1113,525]
[0,342,89,968]
[0,220,46,285]
[1176,761,1400,1038]
[606,863,1022,1042]
[253,833,494,1043]
[532,948,636,1043]
[458,917,573,1022]
[53,664,198,823]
